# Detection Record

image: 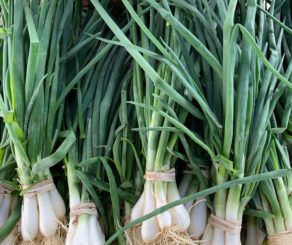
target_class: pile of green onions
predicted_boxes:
[0,1,291,245]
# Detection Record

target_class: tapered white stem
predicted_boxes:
[38,192,58,236]
[202,223,214,245]
[155,181,171,229]
[21,196,39,241]
[66,220,77,245]
[167,182,190,232]
[188,199,207,239]
[141,181,160,243]
[130,191,145,222]
[0,195,12,227]
[50,188,66,218]
[88,215,105,245]
[73,214,90,245]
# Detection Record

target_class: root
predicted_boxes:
[125,225,143,245]
[126,225,200,245]
[21,234,62,245]
[19,233,43,245]
[156,227,198,245]
[20,218,68,245]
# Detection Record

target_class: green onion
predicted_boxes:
[0,0,76,241]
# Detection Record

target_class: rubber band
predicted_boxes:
[208,214,242,234]
[23,177,55,197]
[268,230,292,245]
[144,168,176,182]
[70,202,98,218]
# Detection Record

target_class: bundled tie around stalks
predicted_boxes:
[207,214,242,236]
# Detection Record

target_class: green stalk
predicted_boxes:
[222,0,236,158]
[214,168,227,218]
[225,0,257,224]
[65,155,81,208]
[214,0,238,222]
[14,148,30,186]
[273,178,292,229]
[259,180,285,233]
[259,191,276,235]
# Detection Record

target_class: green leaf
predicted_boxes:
[31,131,76,174]
[90,177,138,204]
[213,154,236,173]
[100,157,126,245]
[131,126,180,132]
[0,180,18,191]
[257,4,292,35]
[120,137,144,180]
[238,24,292,89]
[147,0,223,79]
[244,208,275,219]
[0,163,16,175]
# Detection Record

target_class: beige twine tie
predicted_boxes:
[208,214,242,234]
[268,230,292,245]
[144,168,176,182]
[70,202,98,222]
[22,177,56,198]
[0,183,14,194]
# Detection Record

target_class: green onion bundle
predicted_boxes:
[89,0,203,243]
[0,1,76,242]
[62,6,131,242]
